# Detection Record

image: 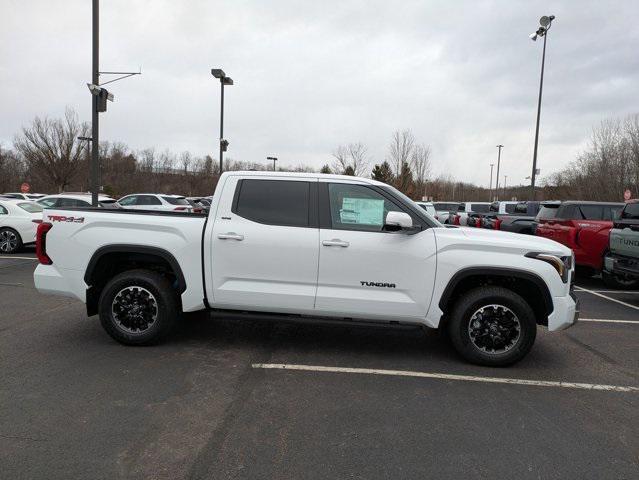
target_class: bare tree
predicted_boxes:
[387,129,415,178]
[332,142,369,176]
[411,143,432,200]
[13,108,89,192]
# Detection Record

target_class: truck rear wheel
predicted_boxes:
[98,269,178,345]
[447,286,537,366]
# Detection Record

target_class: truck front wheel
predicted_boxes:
[98,269,178,345]
[447,286,537,366]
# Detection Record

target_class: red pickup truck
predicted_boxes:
[536,201,625,286]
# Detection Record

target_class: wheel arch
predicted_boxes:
[84,245,186,316]
[438,267,553,327]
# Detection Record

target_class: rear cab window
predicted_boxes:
[233,179,311,227]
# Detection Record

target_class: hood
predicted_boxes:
[434,226,571,257]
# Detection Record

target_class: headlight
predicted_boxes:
[525,252,572,283]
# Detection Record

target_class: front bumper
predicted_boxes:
[604,253,639,278]
[547,292,579,331]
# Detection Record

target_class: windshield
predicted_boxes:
[18,202,43,213]
[536,205,560,221]
[162,196,189,206]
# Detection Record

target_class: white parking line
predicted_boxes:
[575,286,639,311]
[580,318,638,325]
[0,256,37,261]
[252,363,639,393]
[577,290,639,294]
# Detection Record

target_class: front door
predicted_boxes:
[210,176,320,313]
[315,181,437,322]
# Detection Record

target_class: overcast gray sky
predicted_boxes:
[1,0,638,186]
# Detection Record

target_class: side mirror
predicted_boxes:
[384,211,414,232]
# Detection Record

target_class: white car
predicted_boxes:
[117,194,193,212]
[0,198,43,253]
[3,193,47,201]
[34,171,578,366]
[37,193,118,209]
[415,201,437,218]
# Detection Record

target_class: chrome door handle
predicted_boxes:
[322,239,349,247]
[218,232,244,241]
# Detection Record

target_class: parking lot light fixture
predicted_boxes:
[267,156,278,171]
[529,15,555,200]
[495,145,503,201]
[211,68,234,175]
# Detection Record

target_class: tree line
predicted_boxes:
[1,108,637,202]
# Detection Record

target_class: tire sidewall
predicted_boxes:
[99,270,177,345]
[0,227,23,254]
[449,287,537,366]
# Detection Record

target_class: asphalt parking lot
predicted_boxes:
[1,250,638,480]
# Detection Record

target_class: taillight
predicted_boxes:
[174,207,187,211]
[454,214,460,225]
[494,218,502,230]
[475,218,482,227]
[36,222,53,265]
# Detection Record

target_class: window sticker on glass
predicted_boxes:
[340,197,385,225]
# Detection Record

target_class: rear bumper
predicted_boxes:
[547,292,579,331]
[34,264,86,302]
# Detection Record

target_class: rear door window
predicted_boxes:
[162,196,189,206]
[514,203,527,214]
[505,204,517,214]
[557,204,580,219]
[118,196,138,206]
[603,205,623,221]
[471,204,490,213]
[233,179,311,227]
[137,195,162,206]
[578,205,603,220]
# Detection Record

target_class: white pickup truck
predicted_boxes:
[34,172,578,366]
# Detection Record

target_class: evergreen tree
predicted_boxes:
[320,164,332,174]
[371,161,394,184]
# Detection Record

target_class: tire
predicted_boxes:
[98,269,178,345]
[0,227,23,254]
[447,286,537,366]
[602,270,639,290]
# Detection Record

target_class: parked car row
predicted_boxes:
[425,197,636,289]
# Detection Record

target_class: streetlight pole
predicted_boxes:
[78,136,92,190]
[489,163,494,201]
[503,175,508,199]
[529,15,555,200]
[267,156,278,171]
[495,145,503,201]
[90,0,99,207]
[211,69,233,176]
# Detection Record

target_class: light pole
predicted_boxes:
[78,136,92,190]
[503,175,508,199]
[267,156,278,171]
[489,163,494,201]
[529,15,555,200]
[495,145,503,201]
[211,69,233,176]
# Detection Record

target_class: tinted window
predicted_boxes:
[457,203,466,212]
[118,195,138,206]
[234,179,310,227]
[18,202,43,213]
[602,205,622,221]
[621,203,639,220]
[579,205,603,220]
[329,183,405,232]
[0,205,7,214]
[471,204,490,213]
[489,202,499,212]
[514,203,528,214]
[137,195,162,206]
[505,204,517,214]
[199,199,211,206]
[38,198,57,207]
[162,196,189,206]
[433,203,459,211]
[557,204,581,219]
[57,197,90,207]
[536,205,559,220]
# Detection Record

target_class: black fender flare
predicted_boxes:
[438,267,554,316]
[84,244,187,293]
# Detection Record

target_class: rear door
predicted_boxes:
[210,176,320,312]
[315,181,436,321]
